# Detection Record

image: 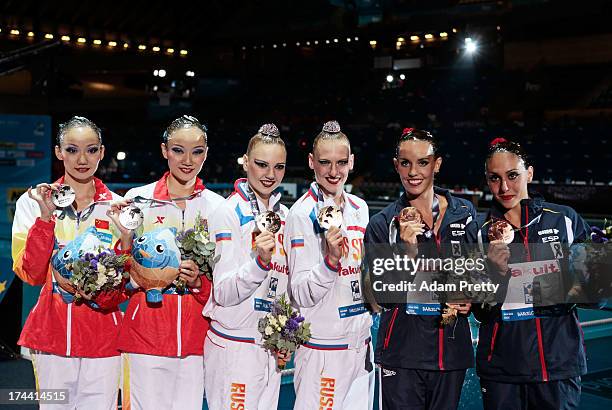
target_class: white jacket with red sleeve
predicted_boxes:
[202,179,289,342]
[284,182,372,350]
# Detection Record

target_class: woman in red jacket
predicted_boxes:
[115,115,224,410]
[11,116,130,409]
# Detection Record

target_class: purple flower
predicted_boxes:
[286,318,299,331]
[296,315,305,323]
[91,260,98,270]
[591,227,610,243]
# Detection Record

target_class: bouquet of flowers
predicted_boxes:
[433,248,498,325]
[69,248,129,302]
[174,213,218,290]
[576,221,612,301]
[258,295,311,370]
[435,268,498,325]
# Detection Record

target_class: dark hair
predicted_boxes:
[162,115,208,144]
[246,123,285,155]
[395,128,439,157]
[312,120,351,152]
[486,137,530,168]
[57,116,102,146]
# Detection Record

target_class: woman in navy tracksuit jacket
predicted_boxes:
[474,138,590,410]
[365,128,479,410]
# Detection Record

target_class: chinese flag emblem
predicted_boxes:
[95,219,110,230]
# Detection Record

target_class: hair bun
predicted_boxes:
[258,123,280,137]
[489,137,508,147]
[322,120,341,134]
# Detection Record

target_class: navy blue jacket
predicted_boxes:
[365,187,479,370]
[474,196,590,383]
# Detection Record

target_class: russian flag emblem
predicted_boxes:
[215,231,232,242]
[291,236,305,248]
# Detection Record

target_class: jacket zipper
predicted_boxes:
[383,307,399,349]
[487,322,500,361]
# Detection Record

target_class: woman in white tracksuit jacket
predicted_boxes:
[203,124,290,409]
[284,121,374,410]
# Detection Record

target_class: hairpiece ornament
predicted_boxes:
[322,120,341,134]
[258,123,280,138]
[402,127,414,137]
[489,137,508,147]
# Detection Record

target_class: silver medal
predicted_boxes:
[119,205,144,230]
[317,205,343,230]
[256,211,281,234]
[52,184,76,208]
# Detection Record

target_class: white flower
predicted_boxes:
[96,272,107,287]
[269,316,277,326]
[278,315,287,326]
[97,264,107,274]
[275,325,282,332]
[265,326,274,336]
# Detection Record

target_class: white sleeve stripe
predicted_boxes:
[565,216,574,245]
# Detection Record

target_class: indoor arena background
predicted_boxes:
[1,1,611,409]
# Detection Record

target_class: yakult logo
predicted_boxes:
[319,377,335,410]
[511,261,560,277]
[339,265,361,276]
[230,383,246,409]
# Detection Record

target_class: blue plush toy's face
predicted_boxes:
[52,226,102,279]
[131,227,181,270]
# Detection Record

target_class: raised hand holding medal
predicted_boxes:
[397,207,426,244]
[487,220,513,276]
[51,184,76,208]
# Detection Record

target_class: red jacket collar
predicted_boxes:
[152,171,206,200]
[54,176,113,202]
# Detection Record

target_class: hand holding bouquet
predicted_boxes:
[69,248,129,302]
[258,295,311,370]
[174,213,218,291]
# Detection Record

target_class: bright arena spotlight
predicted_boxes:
[465,38,478,54]
[386,74,394,83]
